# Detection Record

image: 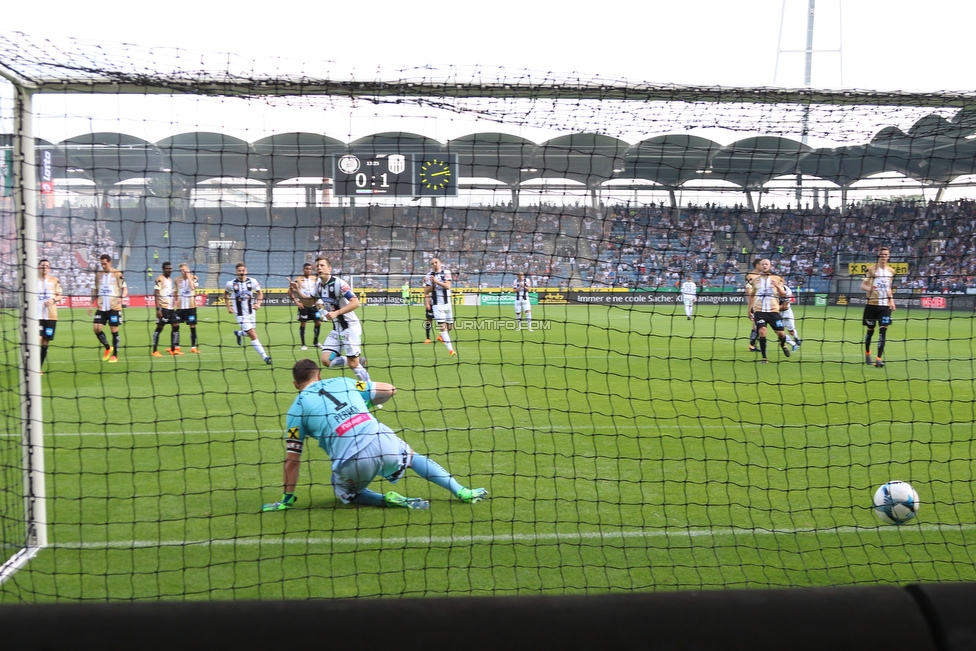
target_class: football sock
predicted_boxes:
[424,321,431,338]
[440,330,453,351]
[151,328,162,351]
[353,363,371,383]
[350,489,385,507]
[759,336,767,357]
[865,329,874,353]
[411,454,463,494]
[785,336,796,347]
[251,339,267,358]
[172,328,180,349]
[328,354,347,368]
[877,327,887,358]
[299,327,306,346]
[749,328,758,346]
[96,331,110,348]
[313,324,320,345]
[112,332,120,354]
[190,327,198,347]
[40,345,48,364]
[526,314,532,328]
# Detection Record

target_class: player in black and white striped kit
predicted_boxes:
[424,257,456,356]
[514,272,532,330]
[291,256,370,383]
[224,263,271,364]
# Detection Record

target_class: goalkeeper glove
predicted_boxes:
[261,492,297,512]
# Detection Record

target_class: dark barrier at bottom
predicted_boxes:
[2,582,974,651]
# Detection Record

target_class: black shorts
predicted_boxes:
[40,319,57,341]
[863,304,892,328]
[93,310,121,326]
[297,306,321,322]
[753,311,785,332]
[177,308,197,325]
[425,307,434,320]
[156,309,179,325]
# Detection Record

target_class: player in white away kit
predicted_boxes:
[37,259,63,371]
[745,259,791,364]
[514,272,532,330]
[425,257,456,356]
[679,275,697,319]
[861,246,896,368]
[779,284,801,351]
[224,262,271,365]
[292,256,370,383]
[151,262,182,356]
[175,263,200,353]
[288,262,323,351]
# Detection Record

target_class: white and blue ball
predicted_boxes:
[872,481,920,525]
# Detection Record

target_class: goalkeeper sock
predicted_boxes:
[411,454,463,494]
[96,331,110,348]
[251,339,267,358]
[299,327,306,346]
[350,489,385,507]
[877,327,887,358]
[759,336,767,358]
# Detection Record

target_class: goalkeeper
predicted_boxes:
[262,359,488,511]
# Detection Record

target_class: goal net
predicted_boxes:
[2,32,976,601]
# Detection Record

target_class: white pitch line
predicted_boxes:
[0,420,954,438]
[50,522,976,551]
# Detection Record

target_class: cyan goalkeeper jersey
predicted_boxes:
[285,376,377,468]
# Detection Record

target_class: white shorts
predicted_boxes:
[682,296,695,306]
[781,308,796,331]
[331,425,413,504]
[321,323,363,357]
[432,303,454,324]
[236,315,256,333]
[514,299,531,313]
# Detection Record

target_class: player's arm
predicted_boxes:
[888,278,897,311]
[263,422,304,512]
[357,380,396,407]
[224,287,234,314]
[327,283,359,319]
[88,273,98,315]
[154,276,163,315]
[745,280,756,315]
[287,280,299,304]
[860,266,875,293]
[52,278,63,304]
[120,275,129,300]
[432,274,451,290]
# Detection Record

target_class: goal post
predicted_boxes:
[0,80,47,587]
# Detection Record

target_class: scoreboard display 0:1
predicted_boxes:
[332,154,415,196]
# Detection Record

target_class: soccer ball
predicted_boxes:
[872,481,920,525]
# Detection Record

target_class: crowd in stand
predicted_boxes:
[4,199,976,298]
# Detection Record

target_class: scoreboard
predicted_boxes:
[332,153,458,197]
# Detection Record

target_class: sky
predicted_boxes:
[4,0,976,92]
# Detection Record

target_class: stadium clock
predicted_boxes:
[417,156,459,196]
[332,153,415,196]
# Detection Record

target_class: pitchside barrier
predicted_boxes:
[26,289,976,311]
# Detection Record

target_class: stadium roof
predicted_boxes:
[6,111,976,192]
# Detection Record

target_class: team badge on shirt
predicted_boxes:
[355,380,367,391]
[288,427,299,439]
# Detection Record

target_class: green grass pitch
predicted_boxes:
[2,301,976,601]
